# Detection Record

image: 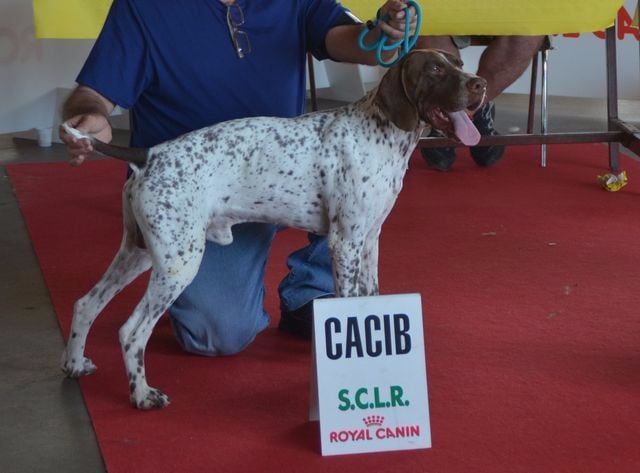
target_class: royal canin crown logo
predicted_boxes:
[363,415,384,427]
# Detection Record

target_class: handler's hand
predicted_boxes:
[59,114,112,166]
[377,0,419,40]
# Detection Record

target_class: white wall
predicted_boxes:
[0,1,93,134]
[1,0,638,135]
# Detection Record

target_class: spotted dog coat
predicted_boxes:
[61,50,486,409]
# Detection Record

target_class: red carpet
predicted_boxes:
[7,144,640,472]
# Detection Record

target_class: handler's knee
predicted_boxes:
[169,302,270,357]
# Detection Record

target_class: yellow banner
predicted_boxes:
[33,0,625,39]
[344,0,625,36]
[33,0,111,39]
[633,3,639,27]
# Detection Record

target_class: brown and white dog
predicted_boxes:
[61,49,485,409]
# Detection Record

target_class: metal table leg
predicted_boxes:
[540,46,549,167]
[605,25,621,172]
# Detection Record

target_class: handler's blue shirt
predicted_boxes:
[77,0,355,147]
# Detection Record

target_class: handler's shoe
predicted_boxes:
[279,302,313,340]
[420,130,456,172]
[469,101,505,167]
[279,295,334,340]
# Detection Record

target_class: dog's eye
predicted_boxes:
[433,65,444,74]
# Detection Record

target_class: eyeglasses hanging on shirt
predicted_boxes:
[226,3,251,59]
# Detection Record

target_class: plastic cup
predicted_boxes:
[36,127,53,147]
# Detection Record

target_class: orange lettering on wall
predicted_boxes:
[561,8,639,41]
[617,7,640,40]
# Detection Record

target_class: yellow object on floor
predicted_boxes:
[597,170,629,192]
[33,0,625,39]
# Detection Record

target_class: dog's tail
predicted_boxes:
[61,123,148,168]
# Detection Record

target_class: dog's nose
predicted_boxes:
[467,76,487,94]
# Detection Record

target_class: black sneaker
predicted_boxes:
[421,147,456,171]
[470,101,505,167]
[421,129,456,171]
[279,302,313,339]
[279,296,332,340]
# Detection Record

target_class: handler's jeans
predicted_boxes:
[169,223,334,356]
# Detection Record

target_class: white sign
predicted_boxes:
[311,293,431,456]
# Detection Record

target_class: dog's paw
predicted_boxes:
[61,353,97,378]
[132,387,171,410]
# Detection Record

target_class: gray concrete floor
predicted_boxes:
[0,94,638,472]
[0,139,107,473]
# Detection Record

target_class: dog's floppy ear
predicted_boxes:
[374,54,420,132]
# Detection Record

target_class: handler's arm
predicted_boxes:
[325,0,417,65]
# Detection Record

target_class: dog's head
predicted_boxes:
[374,49,486,145]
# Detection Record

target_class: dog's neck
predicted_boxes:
[363,87,427,137]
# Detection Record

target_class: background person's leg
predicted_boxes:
[169,223,277,356]
[477,36,545,104]
[470,36,545,166]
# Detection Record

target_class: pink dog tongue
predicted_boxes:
[448,111,481,146]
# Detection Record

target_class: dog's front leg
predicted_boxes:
[359,235,380,296]
[329,232,365,297]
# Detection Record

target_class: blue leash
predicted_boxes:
[357,0,422,68]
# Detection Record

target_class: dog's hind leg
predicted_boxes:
[61,242,151,378]
[119,233,206,409]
